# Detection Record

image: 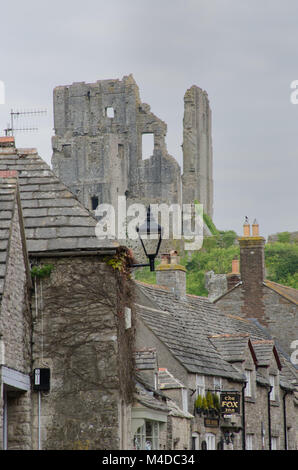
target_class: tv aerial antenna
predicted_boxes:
[4,108,47,136]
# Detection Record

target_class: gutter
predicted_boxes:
[242,382,246,450]
[267,385,273,450]
[283,390,289,450]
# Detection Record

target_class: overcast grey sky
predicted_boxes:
[0,0,297,238]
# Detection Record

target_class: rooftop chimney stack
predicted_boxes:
[238,218,266,320]
[156,250,186,300]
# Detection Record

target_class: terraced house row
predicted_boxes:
[0,136,297,450]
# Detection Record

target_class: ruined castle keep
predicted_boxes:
[51,75,213,221]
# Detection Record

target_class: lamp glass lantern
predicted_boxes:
[134,207,163,272]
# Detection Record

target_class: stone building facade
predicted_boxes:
[209,220,298,358]
[134,252,298,450]
[0,137,136,450]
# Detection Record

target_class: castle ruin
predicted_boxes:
[51,75,213,250]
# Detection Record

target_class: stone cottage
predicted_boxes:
[133,252,298,450]
[0,136,136,450]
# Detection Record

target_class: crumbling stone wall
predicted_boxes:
[52,75,181,212]
[31,255,135,450]
[182,86,213,217]
[51,76,214,264]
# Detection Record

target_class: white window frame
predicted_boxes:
[269,374,277,401]
[192,432,200,450]
[133,421,159,450]
[244,370,252,397]
[206,433,216,450]
[182,388,188,413]
[246,434,253,450]
[196,374,205,397]
[213,376,222,396]
[271,436,278,450]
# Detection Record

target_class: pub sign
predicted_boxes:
[220,392,240,414]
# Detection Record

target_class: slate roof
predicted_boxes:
[251,340,281,369]
[135,281,298,389]
[0,146,118,254]
[208,334,256,364]
[135,373,168,413]
[264,280,298,305]
[213,277,298,306]
[135,283,245,381]
[0,175,18,298]
[158,368,185,390]
[135,349,157,371]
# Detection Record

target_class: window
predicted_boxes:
[196,375,205,397]
[133,421,159,450]
[269,375,277,401]
[91,196,99,211]
[62,144,71,158]
[192,433,199,450]
[205,433,216,450]
[244,370,252,397]
[213,377,222,396]
[182,388,188,413]
[142,133,154,160]
[246,434,253,450]
[271,437,278,450]
[106,107,115,118]
[118,144,124,158]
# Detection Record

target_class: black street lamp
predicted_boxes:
[132,207,163,272]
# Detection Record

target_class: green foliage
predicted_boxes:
[134,210,298,294]
[265,242,298,288]
[180,242,240,296]
[201,396,208,410]
[206,391,214,409]
[195,394,203,409]
[213,393,220,410]
[203,212,219,236]
[31,264,54,279]
[133,260,160,284]
[277,232,291,243]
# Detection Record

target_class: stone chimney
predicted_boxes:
[156,251,186,300]
[0,136,15,148]
[226,256,241,290]
[238,218,266,321]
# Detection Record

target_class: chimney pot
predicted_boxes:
[243,217,250,236]
[252,219,259,236]
[232,257,239,274]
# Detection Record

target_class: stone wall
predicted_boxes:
[182,86,213,217]
[0,194,32,450]
[215,286,297,357]
[31,255,135,450]
[52,75,181,212]
[0,196,31,373]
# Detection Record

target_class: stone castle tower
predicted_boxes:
[51,75,213,231]
[182,86,213,217]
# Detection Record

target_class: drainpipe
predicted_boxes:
[267,385,272,450]
[283,390,289,450]
[242,382,246,450]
